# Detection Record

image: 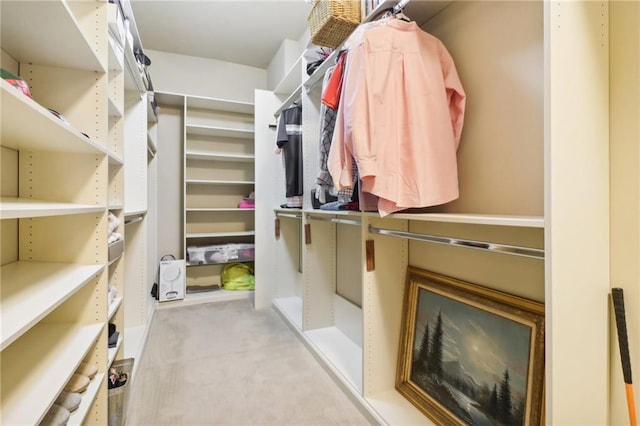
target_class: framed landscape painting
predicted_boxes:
[396,267,545,425]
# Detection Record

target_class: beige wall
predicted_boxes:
[147,49,266,103]
[1,48,19,74]
[156,105,184,260]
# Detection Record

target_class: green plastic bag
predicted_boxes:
[221,262,255,291]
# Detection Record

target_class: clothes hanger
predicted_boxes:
[377,6,411,22]
[394,9,411,22]
[392,0,411,22]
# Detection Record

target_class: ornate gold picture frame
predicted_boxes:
[396,267,545,425]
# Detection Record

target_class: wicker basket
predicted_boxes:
[308,0,361,49]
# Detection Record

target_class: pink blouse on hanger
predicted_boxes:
[328,18,466,216]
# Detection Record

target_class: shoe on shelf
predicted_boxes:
[63,373,90,394]
[54,391,81,413]
[75,362,98,380]
[108,330,119,348]
[39,404,70,426]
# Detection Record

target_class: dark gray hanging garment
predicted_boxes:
[276,104,303,205]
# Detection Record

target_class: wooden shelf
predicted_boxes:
[186,124,254,140]
[305,327,363,394]
[157,289,252,309]
[307,326,362,393]
[147,121,158,155]
[186,95,254,115]
[273,84,303,118]
[1,0,105,72]
[123,324,145,360]
[155,92,185,107]
[302,208,544,228]
[147,132,158,156]
[365,389,431,426]
[108,96,124,118]
[186,230,255,239]
[109,151,125,166]
[108,297,123,321]
[274,55,303,95]
[125,210,147,219]
[186,207,254,212]
[303,49,337,92]
[0,261,103,351]
[185,151,255,162]
[389,212,545,228]
[186,179,255,185]
[147,92,158,123]
[274,207,303,215]
[108,35,124,72]
[1,323,103,426]
[273,296,303,330]
[1,81,107,155]
[0,197,105,220]
[108,334,124,368]
[68,373,105,426]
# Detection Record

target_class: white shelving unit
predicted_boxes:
[120,6,157,368]
[158,94,258,301]
[186,179,256,185]
[106,3,127,391]
[1,1,156,424]
[1,1,110,423]
[256,1,614,425]
[185,151,255,162]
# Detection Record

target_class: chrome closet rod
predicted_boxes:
[307,215,362,226]
[275,212,302,220]
[368,226,544,260]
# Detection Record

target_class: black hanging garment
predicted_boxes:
[276,104,303,208]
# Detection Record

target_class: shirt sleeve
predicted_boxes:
[321,52,346,110]
[328,43,369,190]
[276,111,288,149]
[440,43,466,148]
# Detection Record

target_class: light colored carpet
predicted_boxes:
[125,298,374,426]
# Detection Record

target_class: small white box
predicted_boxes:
[159,259,185,302]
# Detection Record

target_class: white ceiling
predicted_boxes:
[130,0,313,69]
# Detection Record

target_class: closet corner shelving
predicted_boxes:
[256,0,613,425]
[183,94,256,300]
[1,1,157,423]
[151,92,257,306]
